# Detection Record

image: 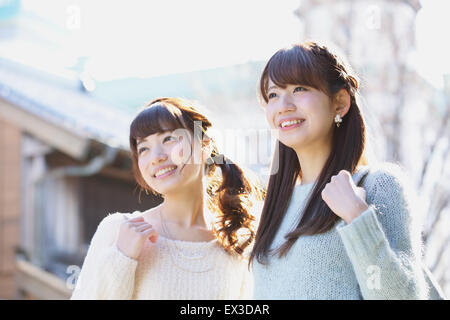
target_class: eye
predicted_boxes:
[294,86,307,93]
[268,92,277,99]
[163,135,177,143]
[138,147,148,155]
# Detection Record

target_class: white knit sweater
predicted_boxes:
[70,211,253,300]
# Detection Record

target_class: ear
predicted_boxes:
[333,88,351,118]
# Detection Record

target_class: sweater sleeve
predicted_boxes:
[70,213,138,300]
[336,169,431,300]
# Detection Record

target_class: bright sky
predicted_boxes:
[3,0,450,88]
[18,0,301,80]
[414,0,450,88]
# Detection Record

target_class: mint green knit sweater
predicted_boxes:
[252,163,446,300]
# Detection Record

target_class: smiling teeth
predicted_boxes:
[155,166,177,177]
[281,119,304,128]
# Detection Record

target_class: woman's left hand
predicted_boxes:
[321,170,369,224]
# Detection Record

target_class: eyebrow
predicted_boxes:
[136,139,147,146]
[267,85,278,91]
[136,132,170,146]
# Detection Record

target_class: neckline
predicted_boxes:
[157,233,218,246]
[293,166,367,189]
[294,181,316,189]
[131,210,218,245]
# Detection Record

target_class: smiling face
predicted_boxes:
[265,78,335,150]
[130,98,215,197]
[136,129,208,195]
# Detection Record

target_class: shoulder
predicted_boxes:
[357,163,424,255]
[360,162,413,197]
[99,210,143,227]
[92,210,143,244]
[360,162,418,219]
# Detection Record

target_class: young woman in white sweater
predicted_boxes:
[71,97,264,299]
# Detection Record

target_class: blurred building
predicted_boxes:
[0,2,270,298]
[2,0,446,299]
[0,58,161,299]
[0,60,271,300]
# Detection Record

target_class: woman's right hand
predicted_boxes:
[115,216,158,260]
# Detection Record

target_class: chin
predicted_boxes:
[155,175,198,195]
[152,180,184,195]
[153,187,175,196]
[279,135,306,149]
[151,179,181,194]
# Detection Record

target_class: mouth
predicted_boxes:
[279,118,305,130]
[153,165,178,179]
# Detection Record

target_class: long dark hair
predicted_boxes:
[250,41,369,265]
[129,97,265,256]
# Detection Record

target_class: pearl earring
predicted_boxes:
[334,114,342,127]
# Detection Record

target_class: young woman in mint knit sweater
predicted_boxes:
[71,97,263,299]
[249,41,446,300]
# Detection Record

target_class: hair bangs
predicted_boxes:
[130,103,186,146]
[261,45,328,102]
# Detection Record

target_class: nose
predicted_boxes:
[150,147,168,165]
[277,94,296,114]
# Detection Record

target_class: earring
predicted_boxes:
[334,114,342,127]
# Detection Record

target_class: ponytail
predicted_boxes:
[206,149,264,256]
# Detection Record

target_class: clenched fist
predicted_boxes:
[115,216,158,260]
[321,170,369,224]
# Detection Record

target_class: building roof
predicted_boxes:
[0,57,266,161]
[0,57,134,156]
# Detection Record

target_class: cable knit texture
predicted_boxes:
[70,211,253,300]
[252,163,446,300]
